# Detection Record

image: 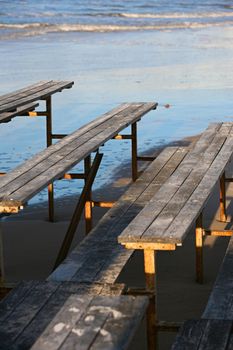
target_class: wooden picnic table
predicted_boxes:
[0,80,74,220]
[0,102,157,287]
[0,80,73,124]
[118,122,233,349]
[0,280,148,350]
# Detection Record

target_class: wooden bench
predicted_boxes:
[171,319,233,349]
[169,221,233,349]
[46,145,188,350]
[48,146,188,283]
[0,102,157,282]
[0,103,39,123]
[116,122,233,348]
[0,280,148,350]
[0,80,74,220]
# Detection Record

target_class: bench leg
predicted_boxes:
[195,213,203,284]
[144,249,157,350]
[132,122,138,182]
[84,155,93,234]
[0,225,5,288]
[45,96,55,222]
[220,172,227,222]
[53,153,103,270]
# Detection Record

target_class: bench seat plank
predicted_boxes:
[49,146,188,284]
[171,319,233,350]
[202,235,233,320]
[0,102,157,212]
[0,103,39,123]
[0,81,74,114]
[0,281,146,350]
[0,281,125,349]
[118,123,233,246]
[0,81,52,104]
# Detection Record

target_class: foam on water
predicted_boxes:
[0,0,233,39]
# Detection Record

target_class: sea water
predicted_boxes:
[1,0,233,39]
[1,0,233,205]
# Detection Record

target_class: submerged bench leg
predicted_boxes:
[196,213,204,284]
[45,96,55,222]
[132,122,138,182]
[220,172,227,222]
[144,249,157,350]
[84,155,93,234]
[53,153,103,270]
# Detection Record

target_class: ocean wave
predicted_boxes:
[0,20,233,39]
[118,11,233,19]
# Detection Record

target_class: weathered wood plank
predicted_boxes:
[0,103,132,189]
[29,295,148,350]
[0,281,59,348]
[0,81,74,113]
[142,128,232,242]
[202,234,233,320]
[49,147,188,283]
[171,319,232,350]
[0,281,125,349]
[165,132,233,244]
[0,103,157,209]
[118,123,223,244]
[0,103,144,197]
[0,280,41,323]
[0,102,39,123]
[0,81,50,104]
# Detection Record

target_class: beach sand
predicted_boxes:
[1,135,233,349]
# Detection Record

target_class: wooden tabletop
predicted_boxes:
[0,80,74,115]
[0,102,157,213]
[0,281,148,350]
[118,122,233,247]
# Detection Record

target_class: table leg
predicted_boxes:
[45,96,55,222]
[53,153,103,270]
[0,225,5,288]
[84,155,92,234]
[131,122,138,182]
[144,249,157,350]
[196,213,203,284]
[220,172,227,222]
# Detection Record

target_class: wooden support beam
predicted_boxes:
[132,122,138,182]
[51,133,67,139]
[62,173,86,180]
[0,173,6,176]
[53,152,103,270]
[113,134,132,140]
[126,287,155,297]
[0,225,5,289]
[196,213,203,284]
[136,156,157,162]
[124,242,176,250]
[84,155,92,234]
[144,249,157,350]
[220,172,227,222]
[204,229,233,236]
[157,321,183,332]
[45,96,55,223]
[91,200,115,208]
[27,111,48,117]
[225,178,233,182]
